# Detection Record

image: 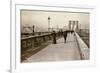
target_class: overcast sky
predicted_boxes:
[21,10,89,32]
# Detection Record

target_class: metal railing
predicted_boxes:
[21,32,62,61]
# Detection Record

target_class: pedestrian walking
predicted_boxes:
[52,31,57,44]
[63,30,68,43]
[71,30,74,34]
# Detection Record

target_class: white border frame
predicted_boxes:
[11,4,96,73]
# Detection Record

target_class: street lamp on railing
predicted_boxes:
[48,16,51,32]
[32,25,35,35]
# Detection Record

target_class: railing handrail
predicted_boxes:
[21,33,52,40]
[74,32,89,60]
[75,32,88,48]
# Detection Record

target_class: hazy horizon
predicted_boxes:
[21,10,90,33]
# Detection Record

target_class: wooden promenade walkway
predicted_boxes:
[23,33,81,62]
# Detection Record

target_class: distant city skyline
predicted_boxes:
[21,10,89,33]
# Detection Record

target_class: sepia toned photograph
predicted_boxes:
[21,9,90,63]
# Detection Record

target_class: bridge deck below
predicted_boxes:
[23,33,81,62]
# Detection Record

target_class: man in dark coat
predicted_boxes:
[71,30,74,34]
[63,30,68,43]
[52,31,57,44]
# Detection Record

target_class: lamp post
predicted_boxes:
[48,16,51,32]
[69,20,71,30]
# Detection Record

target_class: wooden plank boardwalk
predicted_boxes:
[23,33,81,62]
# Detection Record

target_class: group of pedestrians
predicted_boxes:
[52,30,74,44]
